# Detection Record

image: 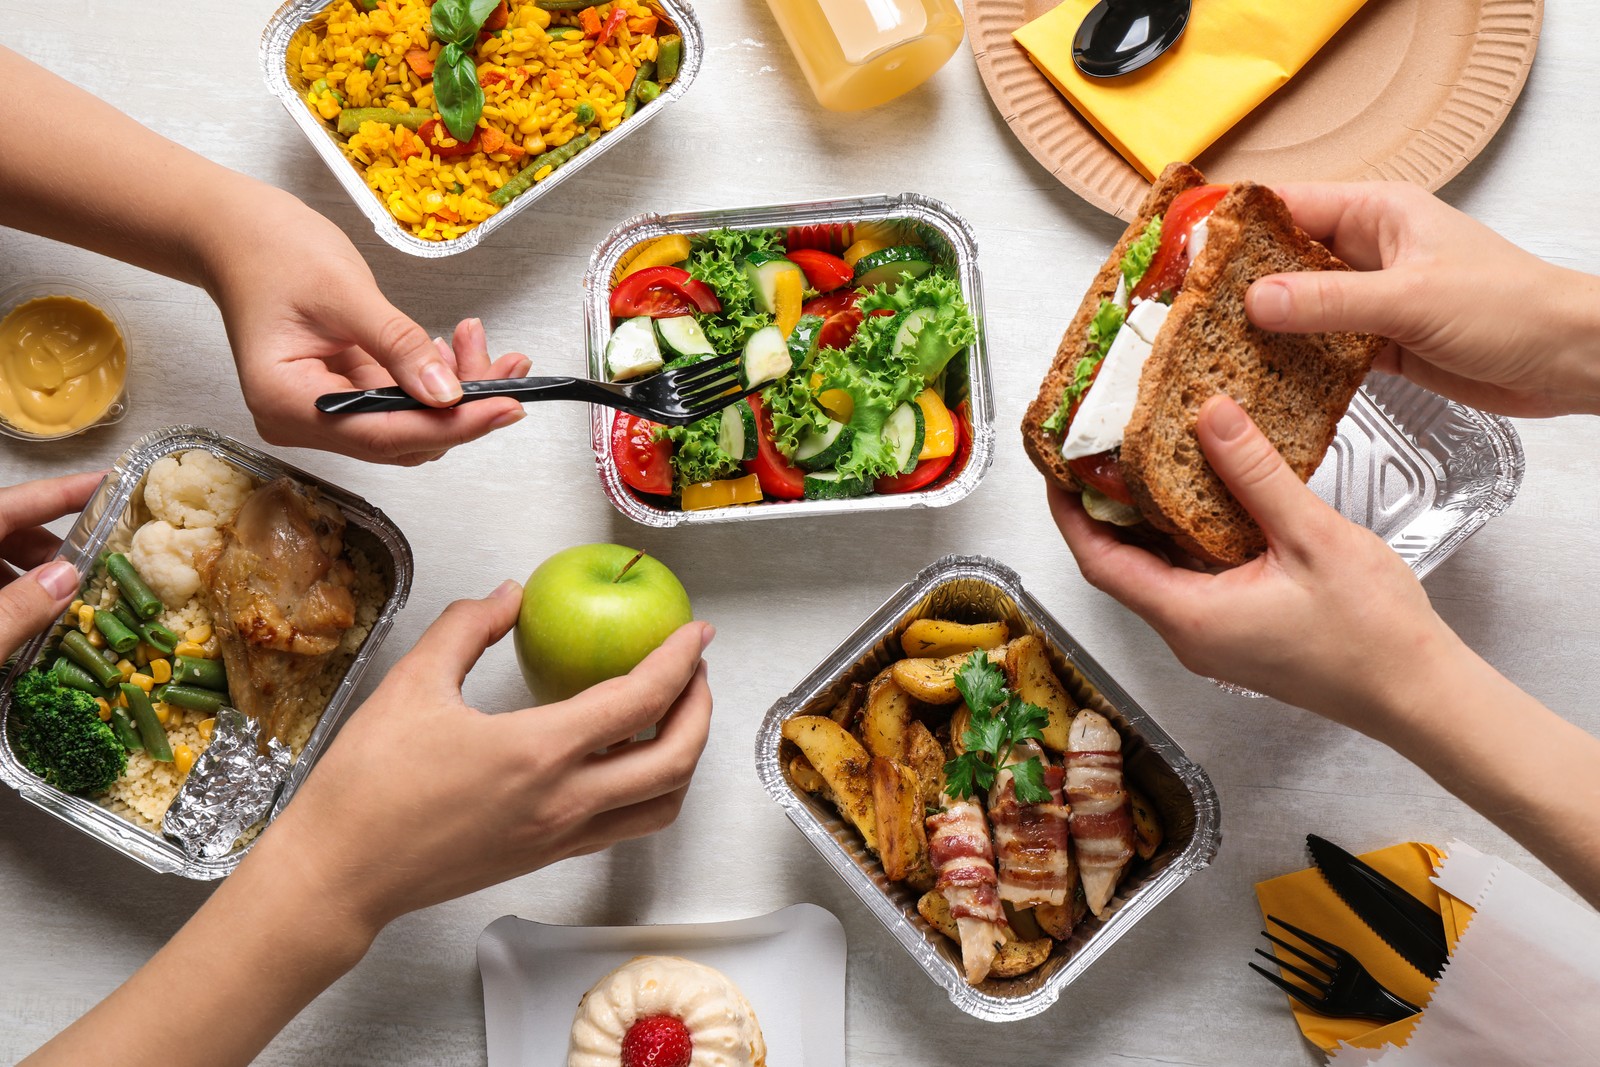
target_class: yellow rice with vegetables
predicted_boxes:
[292,0,677,242]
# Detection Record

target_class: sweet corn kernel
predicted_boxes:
[184,624,212,644]
[198,718,216,741]
[154,703,170,725]
[76,605,95,633]
[69,599,84,615]
[174,745,196,776]
[95,698,112,721]
[174,640,206,659]
[87,628,106,648]
[116,659,135,681]
[130,673,155,694]
[150,658,172,684]
[115,691,128,709]
[201,636,221,657]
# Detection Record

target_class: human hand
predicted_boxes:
[0,472,104,659]
[202,186,530,464]
[265,581,714,931]
[1246,181,1600,418]
[1051,395,1467,738]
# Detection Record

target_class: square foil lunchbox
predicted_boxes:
[0,426,412,879]
[755,554,1221,1021]
[586,193,995,526]
[261,0,702,257]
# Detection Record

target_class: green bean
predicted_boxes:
[156,684,227,714]
[51,657,114,700]
[336,107,431,137]
[92,609,139,655]
[109,708,142,752]
[356,0,377,9]
[635,79,661,105]
[138,622,178,657]
[174,656,227,692]
[364,53,380,71]
[535,0,594,10]
[61,631,122,687]
[623,60,656,119]
[103,553,162,620]
[574,101,596,125]
[111,600,140,630]
[655,35,682,84]
[546,26,582,39]
[121,684,172,763]
[488,132,594,206]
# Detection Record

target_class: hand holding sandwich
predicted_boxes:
[1248,181,1600,418]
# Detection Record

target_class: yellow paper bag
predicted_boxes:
[1014,0,1370,179]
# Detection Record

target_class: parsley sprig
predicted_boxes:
[942,652,1051,804]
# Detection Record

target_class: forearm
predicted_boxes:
[1542,266,1600,416]
[0,45,266,291]
[21,820,380,1067]
[1379,643,1600,905]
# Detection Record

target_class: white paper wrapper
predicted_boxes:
[1329,840,1600,1066]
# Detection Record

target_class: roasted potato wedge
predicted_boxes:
[1128,784,1163,860]
[918,891,1053,979]
[782,715,877,852]
[1003,902,1046,942]
[900,619,1010,659]
[948,705,971,756]
[905,720,946,810]
[861,672,914,761]
[1004,635,1077,752]
[871,757,933,888]
[890,652,972,704]
[1033,901,1075,940]
[829,681,867,728]
[789,754,826,795]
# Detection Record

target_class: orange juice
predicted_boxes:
[765,0,965,111]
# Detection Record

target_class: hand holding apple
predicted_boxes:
[515,543,695,705]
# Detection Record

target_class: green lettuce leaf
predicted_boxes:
[1120,215,1162,294]
[858,270,978,382]
[1044,299,1127,434]
[761,372,829,460]
[659,415,740,487]
[684,228,784,355]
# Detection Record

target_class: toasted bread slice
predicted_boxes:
[1121,183,1382,565]
[1021,162,1205,494]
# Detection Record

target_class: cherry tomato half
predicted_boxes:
[609,266,722,319]
[743,396,806,500]
[786,223,854,254]
[787,249,854,293]
[611,411,674,496]
[417,118,481,158]
[1131,183,1230,304]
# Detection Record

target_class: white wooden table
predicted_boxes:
[2,2,1598,1063]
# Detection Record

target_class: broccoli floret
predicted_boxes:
[11,669,126,794]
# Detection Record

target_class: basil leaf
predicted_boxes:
[434,54,483,141]
[430,0,473,44]
[466,0,502,30]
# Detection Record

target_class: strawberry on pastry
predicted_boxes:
[567,956,766,1067]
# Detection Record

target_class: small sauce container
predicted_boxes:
[0,278,130,441]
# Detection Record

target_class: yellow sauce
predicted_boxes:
[0,296,126,438]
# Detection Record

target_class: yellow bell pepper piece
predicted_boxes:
[817,389,854,423]
[843,236,894,269]
[914,387,957,460]
[681,474,764,512]
[852,220,916,248]
[774,267,803,338]
[617,233,692,281]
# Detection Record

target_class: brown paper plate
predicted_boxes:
[970,0,1543,220]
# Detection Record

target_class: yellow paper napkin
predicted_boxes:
[1253,842,1473,1054]
[1013,0,1371,180]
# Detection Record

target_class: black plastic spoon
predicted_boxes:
[1072,0,1192,78]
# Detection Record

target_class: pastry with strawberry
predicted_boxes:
[567,956,766,1067]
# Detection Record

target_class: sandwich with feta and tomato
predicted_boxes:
[1022,163,1384,566]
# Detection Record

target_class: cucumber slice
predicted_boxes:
[853,246,935,290]
[656,315,715,358]
[742,252,802,314]
[740,325,793,390]
[1081,487,1143,527]
[788,314,825,373]
[882,402,925,473]
[803,470,869,500]
[793,419,854,472]
[891,308,932,358]
[605,316,662,381]
[718,401,758,462]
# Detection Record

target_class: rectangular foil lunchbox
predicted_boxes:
[0,426,412,879]
[586,193,995,526]
[261,0,702,257]
[755,555,1221,1022]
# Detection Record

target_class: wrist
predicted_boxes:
[188,175,308,304]
[1538,265,1600,415]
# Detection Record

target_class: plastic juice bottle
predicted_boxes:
[765,0,965,111]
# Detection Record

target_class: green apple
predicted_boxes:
[514,543,693,705]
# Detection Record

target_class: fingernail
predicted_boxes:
[1204,396,1249,442]
[491,579,521,600]
[421,360,460,404]
[35,561,79,601]
[1250,279,1292,327]
[489,406,525,430]
[699,622,716,650]
[512,357,532,377]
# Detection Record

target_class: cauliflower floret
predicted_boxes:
[127,521,222,608]
[143,450,255,529]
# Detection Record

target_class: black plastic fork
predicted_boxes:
[313,351,748,426]
[1249,915,1422,1024]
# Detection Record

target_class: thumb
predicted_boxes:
[0,561,80,661]
[346,298,462,407]
[1195,396,1336,552]
[1247,269,1410,339]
